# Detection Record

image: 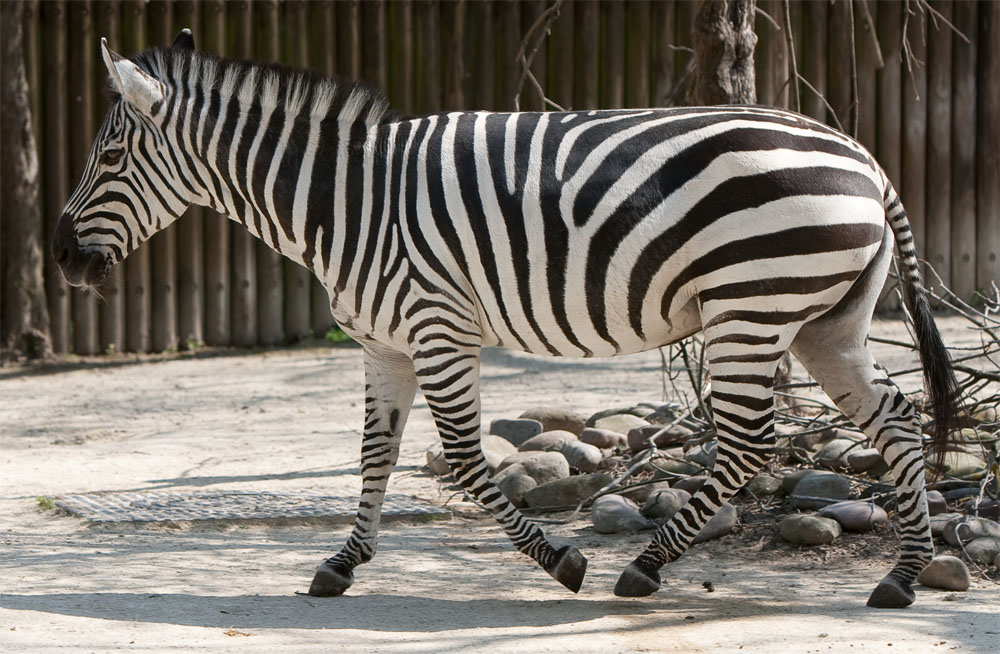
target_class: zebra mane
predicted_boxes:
[119,46,395,126]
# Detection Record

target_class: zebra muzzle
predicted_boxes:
[51,215,112,288]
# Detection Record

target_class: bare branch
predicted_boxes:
[514,0,565,112]
[781,0,801,112]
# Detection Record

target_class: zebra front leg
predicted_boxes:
[415,341,588,593]
[309,345,416,596]
[616,343,781,597]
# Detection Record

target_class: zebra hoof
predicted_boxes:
[308,562,354,597]
[546,545,588,593]
[866,575,915,608]
[614,561,661,597]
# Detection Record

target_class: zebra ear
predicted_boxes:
[171,28,195,50]
[100,37,165,116]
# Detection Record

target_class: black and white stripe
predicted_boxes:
[53,36,962,608]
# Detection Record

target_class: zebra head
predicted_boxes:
[52,30,195,288]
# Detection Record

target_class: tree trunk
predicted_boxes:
[1,0,51,360]
[688,0,758,105]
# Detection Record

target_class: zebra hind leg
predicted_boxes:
[616,329,784,597]
[415,342,588,593]
[791,325,933,608]
[309,347,417,596]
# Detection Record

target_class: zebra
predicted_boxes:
[52,31,962,609]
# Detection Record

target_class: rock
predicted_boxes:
[916,555,971,591]
[489,418,543,447]
[561,440,604,472]
[519,408,588,435]
[425,443,451,477]
[684,441,717,468]
[781,469,825,494]
[929,512,964,537]
[790,472,852,509]
[482,434,518,474]
[579,427,628,450]
[860,482,897,508]
[621,480,671,504]
[672,475,708,495]
[942,517,1000,546]
[591,413,650,435]
[971,405,998,424]
[693,503,739,543]
[496,473,537,508]
[816,438,858,469]
[627,424,694,451]
[932,451,987,480]
[642,488,691,521]
[847,448,890,476]
[519,430,578,453]
[524,472,613,510]
[494,451,571,486]
[818,500,889,532]
[926,490,948,516]
[965,538,1000,565]
[586,407,650,427]
[591,494,655,533]
[746,474,782,497]
[965,498,999,521]
[780,514,842,545]
[653,458,703,476]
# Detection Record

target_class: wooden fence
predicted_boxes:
[16,0,1000,354]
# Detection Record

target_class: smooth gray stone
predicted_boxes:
[818,500,889,532]
[494,451,571,486]
[779,514,842,545]
[781,469,825,494]
[626,424,694,451]
[482,434,518,475]
[916,555,971,591]
[519,430,578,453]
[523,472,613,509]
[621,480,672,504]
[816,438,858,469]
[561,439,604,473]
[519,408,588,435]
[489,418,543,447]
[930,512,964,537]
[693,503,738,543]
[425,443,451,476]
[684,440,717,468]
[848,448,890,476]
[926,489,948,516]
[579,427,628,450]
[591,494,655,534]
[586,407,652,427]
[497,473,537,508]
[642,488,691,521]
[746,474,782,497]
[672,475,708,495]
[942,516,1000,546]
[791,472,851,509]
[964,537,1000,565]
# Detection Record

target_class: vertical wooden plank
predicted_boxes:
[520,0,547,111]
[415,0,442,114]
[200,0,232,346]
[901,2,928,270]
[281,0,312,342]
[800,0,828,121]
[148,0,178,352]
[441,0,466,110]
[547,0,574,110]
[337,0,361,80]
[120,0,151,352]
[308,1,336,339]
[624,0,649,108]
[227,0,258,347]
[926,0,953,293]
[40,0,70,353]
[876,1,902,185]
[951,0,977,303]
[68,0,98,355]
[977,0,1000,293]
[674,0,693,85]
[255,0,284,345]
[650,0,674,107]
[755,0,776,107]
[827,0,853,130]
[495,0,520,111]
[95,0,125,354]
[361,0,388,93]
[856,0,878,152]
[468,0,494,110]
[387,0,415,113]
[601,0,624,109]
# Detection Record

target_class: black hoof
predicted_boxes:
[614,561,661,597]
[308,562,354,597]
[867,574,915,608]
[546,545,588,593]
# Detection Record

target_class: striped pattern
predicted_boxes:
[55,43,960,605]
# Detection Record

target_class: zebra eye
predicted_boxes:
[100,148,125,166]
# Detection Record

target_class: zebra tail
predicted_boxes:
[883,182,964,467]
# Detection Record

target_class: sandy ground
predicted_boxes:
[1,317,997,653]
